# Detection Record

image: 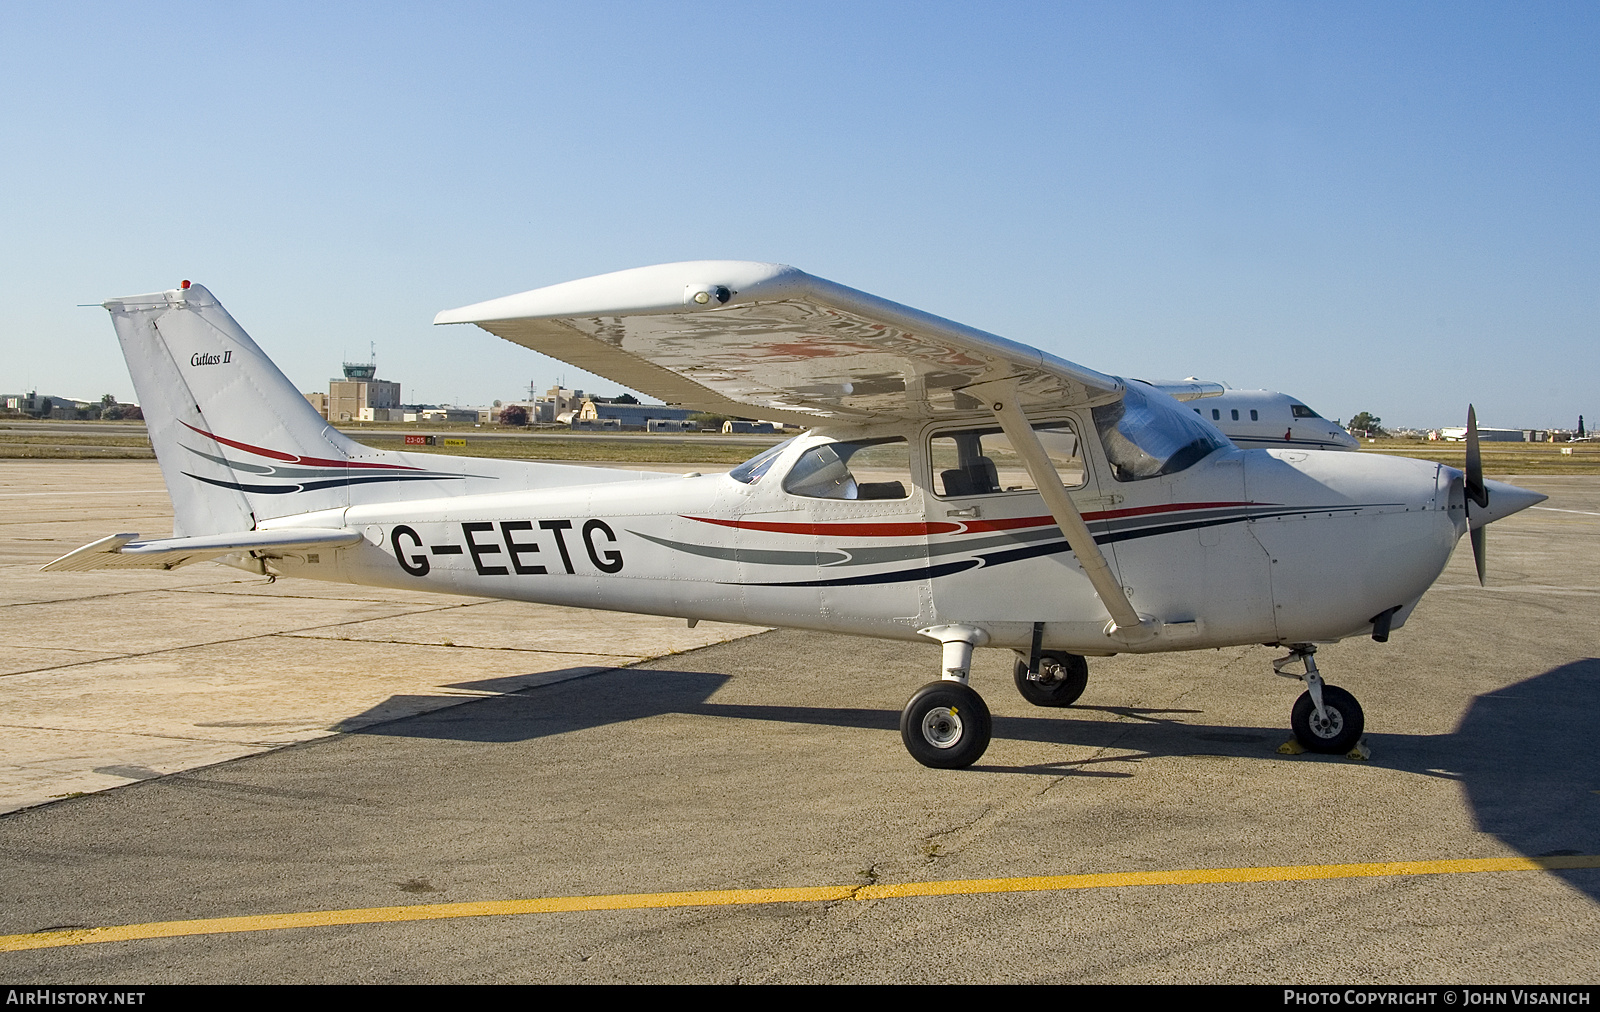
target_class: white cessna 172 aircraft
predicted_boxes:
[47,262,1545,768]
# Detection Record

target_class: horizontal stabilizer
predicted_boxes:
[42,529,362,572]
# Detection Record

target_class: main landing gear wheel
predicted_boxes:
[900,681,992,769]
[1013,652,1088,707]
[1290,685,1364,754]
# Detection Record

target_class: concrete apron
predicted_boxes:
[0,460,767,814]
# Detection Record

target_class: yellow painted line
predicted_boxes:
[3,856,1597,953]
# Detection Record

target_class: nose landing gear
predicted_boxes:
[1273,645,1365,755]
[901,680,992,769]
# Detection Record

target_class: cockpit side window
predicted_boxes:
[729,437,797,485]
[928,422,1085,497]
[782,437,912,501]
[1092,384,1228,482]
[1290,403,1321,419]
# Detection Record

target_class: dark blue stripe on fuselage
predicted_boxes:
[736,557,984,588]
[183,472,464,495]
[731,505,1381,588]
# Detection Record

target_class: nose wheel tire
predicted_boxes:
[901,681,992,769]
[1013,652,1088,707]
[1290,684,1364,754]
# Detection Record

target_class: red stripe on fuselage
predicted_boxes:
[962,500,1260,531]
[684,516,965,537]
[685,501,1265,538]
[1091,500,1257,520]
[181,422,421,470]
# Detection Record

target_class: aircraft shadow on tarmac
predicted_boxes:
[347,658,1600,901]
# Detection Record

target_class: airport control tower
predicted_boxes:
[322,357,401,422]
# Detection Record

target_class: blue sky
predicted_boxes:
[2,1,1595,428]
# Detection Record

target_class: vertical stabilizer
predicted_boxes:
[105,284,359,535]
[105,282,663,541]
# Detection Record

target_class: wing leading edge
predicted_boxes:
[434,261,1122,424]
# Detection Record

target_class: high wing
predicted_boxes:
[434,261,1123,425]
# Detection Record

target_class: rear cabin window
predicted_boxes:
[929,422,1085,497]
[782,437,912,500]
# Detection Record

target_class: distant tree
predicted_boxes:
[1347,411,1386,436]
[101,393,118,407]
[612,393,639,405]
[499,404,529,426]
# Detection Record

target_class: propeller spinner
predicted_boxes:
[1459,405,1549,585]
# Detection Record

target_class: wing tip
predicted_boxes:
[40,533,142,572]
[432,260,804,326]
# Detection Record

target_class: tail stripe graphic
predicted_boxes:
[181,422,421,471]
[183,472,476,495]
[179,437,482,495]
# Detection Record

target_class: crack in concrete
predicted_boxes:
[0,581,241,609]
[276,633,648,659]
[0,605,537,679]
[0,721,311,746]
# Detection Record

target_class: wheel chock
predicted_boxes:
[1345,738,1372,761]
[1277,739,1306,755]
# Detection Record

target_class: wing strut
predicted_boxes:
[975,380,1157,644]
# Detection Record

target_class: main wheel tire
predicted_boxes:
[1290,685,1365,754]
[1012,652,1089,707]
[900,680,992,769]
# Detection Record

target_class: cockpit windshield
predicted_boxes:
[1092,383,1229,482]
[728,437,797,484]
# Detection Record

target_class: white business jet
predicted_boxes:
[46,263,1544,768]
[1150,384,1360,452]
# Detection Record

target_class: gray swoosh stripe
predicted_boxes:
[839,526,1063,566]
[629,530,849,567]
[184,445,276,474]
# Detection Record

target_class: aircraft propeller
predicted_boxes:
[1464,404,1489,585]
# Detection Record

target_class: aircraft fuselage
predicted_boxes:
[264,424,1464,656]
